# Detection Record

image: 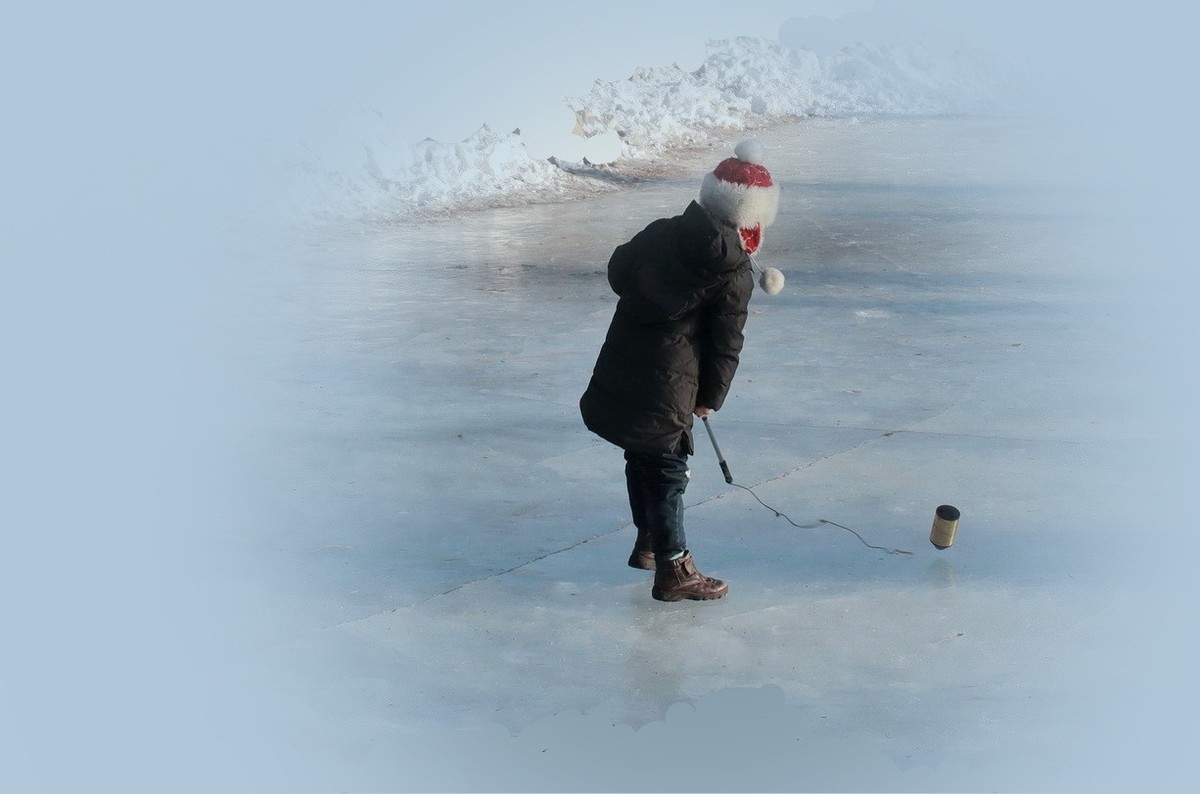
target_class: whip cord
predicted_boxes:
[699,416,913,556]
[729,482,913,556]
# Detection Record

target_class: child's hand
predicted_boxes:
[694,406,714,418]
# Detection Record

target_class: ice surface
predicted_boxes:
[205,116,1191,791]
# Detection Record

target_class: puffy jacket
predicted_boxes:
[580,200,754,454]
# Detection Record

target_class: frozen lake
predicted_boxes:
[205,116,1187,791]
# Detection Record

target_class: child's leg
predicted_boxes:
[623,459,652,551]
[623,444,690,563]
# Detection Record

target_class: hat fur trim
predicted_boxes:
[699,172,780,230]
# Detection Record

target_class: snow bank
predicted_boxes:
[287,37,1008,221]
[278,123,630,222]
[369,125,618,216]
[570,37,1004,156]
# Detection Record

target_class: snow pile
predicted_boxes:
[570,37,1003,156]
[289,36,1007,220]
[281,123,628,221]
[372,125,618,215]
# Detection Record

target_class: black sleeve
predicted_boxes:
[696,270,752,410]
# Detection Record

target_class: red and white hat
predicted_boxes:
[699,138,785,293]
[699,139,780,253]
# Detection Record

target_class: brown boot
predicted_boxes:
[627,528,655,570]
[651,552,728,601]
[627,548,656,570]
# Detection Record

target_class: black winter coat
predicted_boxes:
[580,201,754,455]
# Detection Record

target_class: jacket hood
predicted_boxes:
[608,202,749,323]
[677,200,747,276]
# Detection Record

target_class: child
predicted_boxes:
[580,139,781,601]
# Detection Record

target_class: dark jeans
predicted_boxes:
[624,442,690,561]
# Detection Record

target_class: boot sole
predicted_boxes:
[651,587,728,602]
